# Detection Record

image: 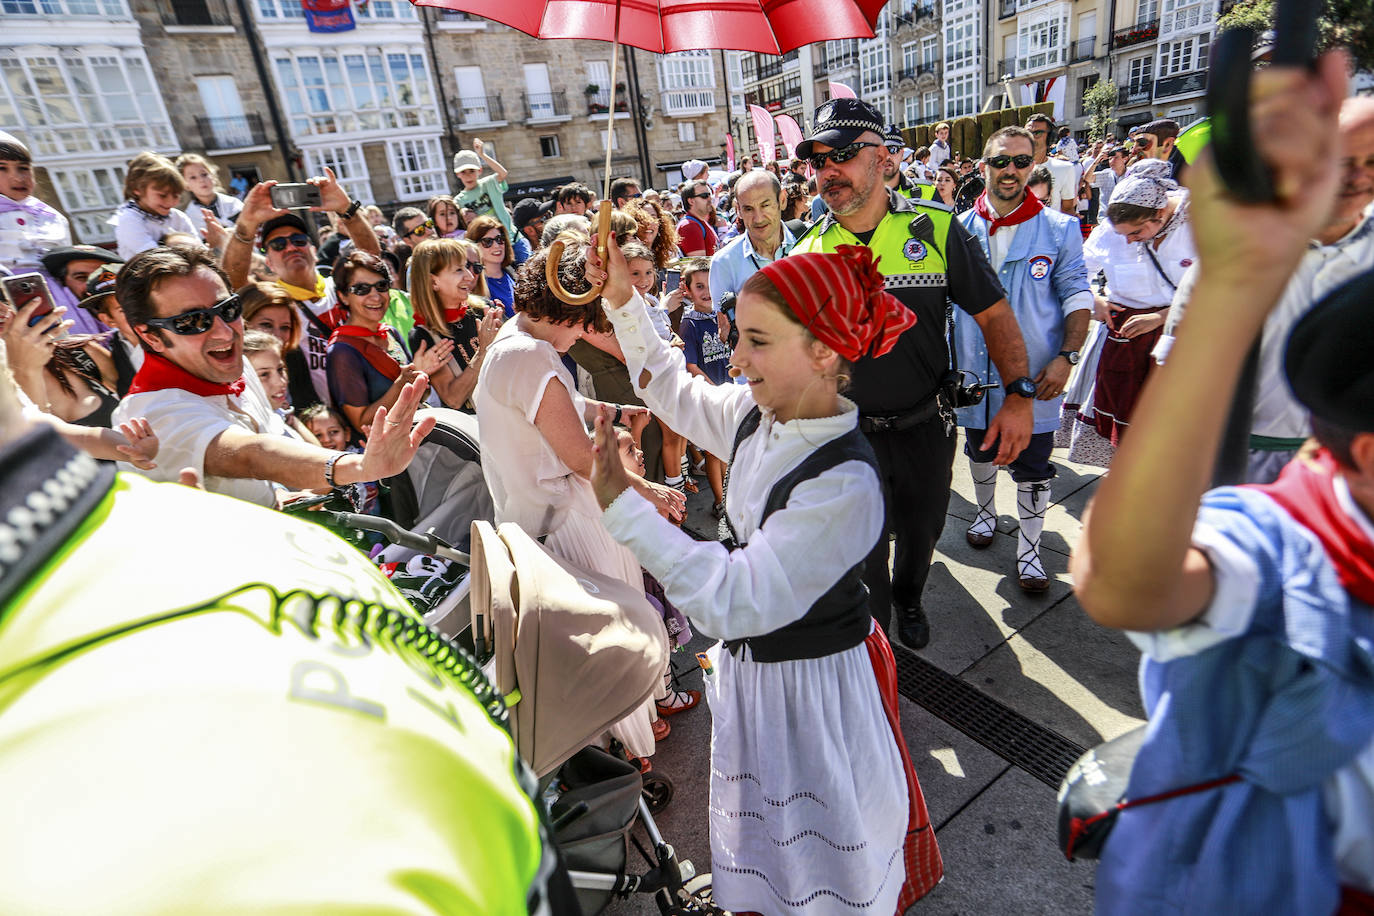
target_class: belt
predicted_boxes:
[858,396,941,434]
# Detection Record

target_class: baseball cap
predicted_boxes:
[797,98,886,159]
[513,197,555,231]
[77,263,121,312]
[453,150,481,173]
[258,213,311,246]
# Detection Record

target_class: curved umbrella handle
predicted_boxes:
[546,206,612,306]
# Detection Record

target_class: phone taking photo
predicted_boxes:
[269,183,323,210]
[1,272,63,338]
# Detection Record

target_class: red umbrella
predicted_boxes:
[413,0,885,300]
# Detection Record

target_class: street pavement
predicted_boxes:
[604,435,1142,915]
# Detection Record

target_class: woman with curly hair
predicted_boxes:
[474,240,689,760]
[623,198,679,270]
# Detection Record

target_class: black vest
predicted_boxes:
[722,407,881,663]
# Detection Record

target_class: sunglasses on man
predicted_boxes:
[345,279,391,297]
[262,233,311,253]
[142,293,243,336]
[806,141,882,171]
[405,218,436,239]
[985,154,1035,170]
[477,235,505,248]
[466,261,482,273]
[1135,136,1155,149]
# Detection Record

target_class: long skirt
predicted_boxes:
[704,623,942,915]
[546,482,663,758]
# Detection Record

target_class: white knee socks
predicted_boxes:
[1016,480,1051,582]
[968,461,998,540]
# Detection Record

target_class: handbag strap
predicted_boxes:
[1142,242,1178,292]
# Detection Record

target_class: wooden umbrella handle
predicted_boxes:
[545,206,612,306]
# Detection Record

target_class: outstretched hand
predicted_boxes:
[114,417,159,470]
[359,375,437,480]
[590,404,634,511]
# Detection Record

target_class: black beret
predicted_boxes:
[1284,267,1374,432]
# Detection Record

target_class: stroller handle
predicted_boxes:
[317,510,472,567]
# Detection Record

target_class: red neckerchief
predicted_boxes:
[973,190,1043,234]
[413,305,468,328]
[327,324,401,381]
[1251,449,1374,606]
[126,349,245,398]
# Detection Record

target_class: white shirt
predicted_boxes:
[282,277,340,407]
[474,321,588,538]
[0,197,71,273]
[1043,157,1078,211]
[600,291,882,640]
[929,139,952,169]
[183,193,244,235]
[113,358,286,507]
[1127,478,1374,891]
[1084,199,1196,311]
[111,201,198,260]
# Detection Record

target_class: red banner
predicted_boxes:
[775,114,804,161]
[725,133,736,171]
[749,104,777,164]
[302,0,354,32]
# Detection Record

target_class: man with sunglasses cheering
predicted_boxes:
[790,98,1033,650]
[954,126,1091,592]
[112,245,433,508]
[223,168,381,411]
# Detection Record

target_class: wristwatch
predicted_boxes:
[339,198,362,220]
[1006,376,1037,399]
[1058,349,1081,365]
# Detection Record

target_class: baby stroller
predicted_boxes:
[469,520,723,916]
[284,408,492,639]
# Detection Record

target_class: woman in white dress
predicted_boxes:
[585,242,942,916]
[1063,159,1196,466]
[474,243,688,759]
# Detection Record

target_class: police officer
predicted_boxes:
[883,125,931,201]
[791,98,1034,649]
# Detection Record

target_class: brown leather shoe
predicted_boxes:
[652,717,671,741]
[1018,573,1050,593]
[966,527,995,548]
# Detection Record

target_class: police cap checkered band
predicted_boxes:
[884,125,904,149]
[798,98,886,159]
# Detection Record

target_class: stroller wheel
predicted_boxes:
[641,771,675,813]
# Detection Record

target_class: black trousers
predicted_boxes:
[862,414,958,631]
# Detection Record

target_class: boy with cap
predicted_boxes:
[1073,51,1374,914]
[452,138,514,241]
[77,263,142,397]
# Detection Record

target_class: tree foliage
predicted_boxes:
[1084,79,1119,141]
[1218,0,1374,74]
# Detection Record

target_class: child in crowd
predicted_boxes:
[111,151,197,259]
[624,241,695,495]
[677,257,730,515]
[242,330,317,444]
[0,132,105,337]
[299,402,381,516]
[588,242,940,915]
[428,195,466,240]
[175,153,242,238]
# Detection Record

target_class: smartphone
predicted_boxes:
[270,182,322,210]
[1,273,61,335]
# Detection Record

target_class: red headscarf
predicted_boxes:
[757,245,915,362]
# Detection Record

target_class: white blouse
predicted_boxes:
[1084,194,1197,310]
[600,291,883,641]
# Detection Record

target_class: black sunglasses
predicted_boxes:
[1135,136,1155,148]
[263,233,311,253]
[346,280,391,296]
[405,218,435,238]
[466,261,482,273]
[143,293,243,336]
[986,154,1035,169]
[477,235,505,248]
[806,141,882,170]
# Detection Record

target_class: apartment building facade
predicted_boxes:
[986,0,1109,134]
[1,0,730,244]
[1109,0,1218,131]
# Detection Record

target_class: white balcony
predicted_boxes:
[662,88,715,117]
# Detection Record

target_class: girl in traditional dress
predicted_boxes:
[586,242,942,916]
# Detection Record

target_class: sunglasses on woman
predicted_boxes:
[806,141,882,170]
[985,154,1035,169]
[405,218,435,238]
[142,293,243,336]
[263,233,311,253]
[477,235,505,248]
[346,280,391,296]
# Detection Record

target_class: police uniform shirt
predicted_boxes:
[792,190,1005,414]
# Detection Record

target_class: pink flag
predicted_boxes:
[828,81,857,100]
[749,104,777,164]
[775,114,804,161]
[725,133,736,171]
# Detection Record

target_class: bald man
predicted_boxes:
[709,170,796,305]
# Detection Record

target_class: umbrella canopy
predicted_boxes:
[412,0,885,55]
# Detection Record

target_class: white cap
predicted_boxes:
[681,159,707,182]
